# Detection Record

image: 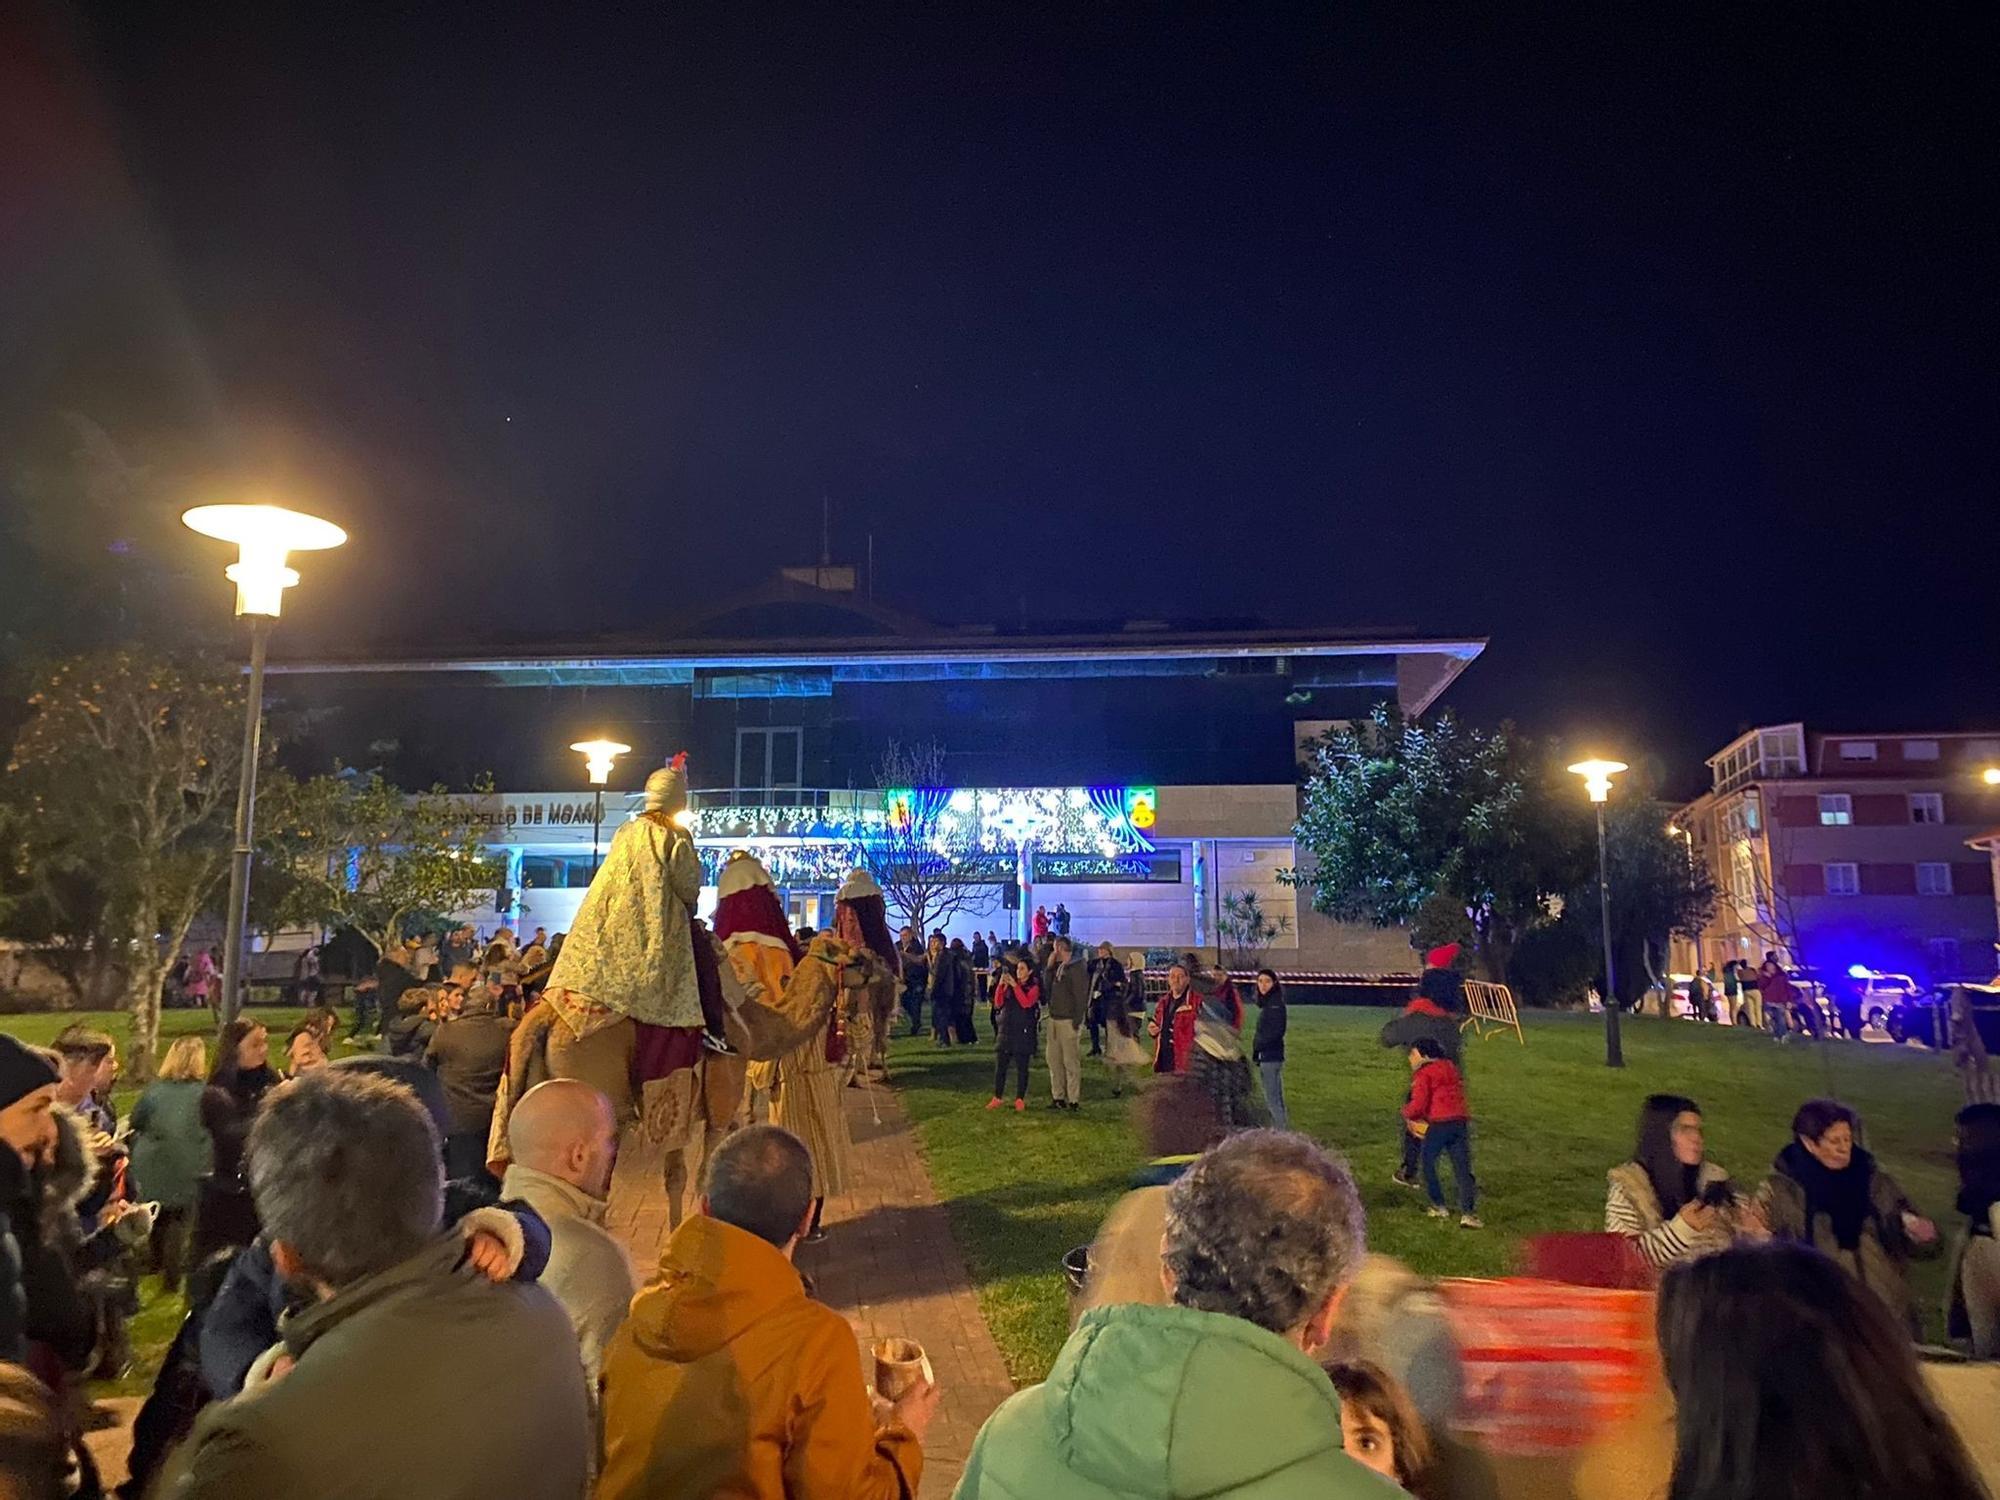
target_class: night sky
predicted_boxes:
[3,4,1994,793]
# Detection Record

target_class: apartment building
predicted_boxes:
[1673,724,2000,982]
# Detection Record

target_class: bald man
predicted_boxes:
[501,1080,639,1388]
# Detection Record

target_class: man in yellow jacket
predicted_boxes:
[597,1125,938,1499]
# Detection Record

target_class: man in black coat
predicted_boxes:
[928,937,964,1046]
[424,981,513,1181]
[897,928,928,1035]
[947,940,978,1044]
[1086,944,1125,1058]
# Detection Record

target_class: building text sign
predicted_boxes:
[457,792,634,838]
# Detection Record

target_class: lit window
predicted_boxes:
[1902,740,1940,761]
[1825,862,1860,896]
[1909,793,1945,825]
[1916,862,1953,896]
[1838,741,1877,761]
[1818,794,1853,826]
[1761,729,1805,775]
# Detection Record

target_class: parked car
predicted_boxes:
[1844,970,1923,1039]
[1880,981,2000,1050]
[1666,973,1731,1023]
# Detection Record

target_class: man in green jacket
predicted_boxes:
[168,1070,589,1499]
[955,1129,1399,1499]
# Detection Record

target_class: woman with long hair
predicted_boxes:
[1951,1101,2000,1356]
[987,956,1042,1112]
[1658,1243,1987,1500]
[1759,1098,1938,1329]
[192,1018,280,1263]
[127,1035,213,1291]
[1606,1093,1759,1267]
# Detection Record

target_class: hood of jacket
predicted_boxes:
[1031,1302,1348,1496]
[623,1213,803,1364]
[283,1231,478,1358]
[500,1162,609,1227]
[39,1103,97,1228]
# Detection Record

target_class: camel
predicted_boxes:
[493,929,872,1227]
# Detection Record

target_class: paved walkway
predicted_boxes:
[609,1076,1018,1499]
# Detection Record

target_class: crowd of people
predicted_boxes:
[1683,948,1910,1043]
[2,922,1998,1498]
[888,924,1291,1127]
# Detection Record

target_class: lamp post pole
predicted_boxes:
[1569,759,1628,1069]
[218,616,271,1027]
[184,504,346,1031]
[1595,799,1622,1068]
[592,787,605,876]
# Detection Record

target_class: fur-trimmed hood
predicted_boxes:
[35,1103,100,1246]
[43,1105,97,1220]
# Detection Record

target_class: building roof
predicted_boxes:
[267,575,1486,714]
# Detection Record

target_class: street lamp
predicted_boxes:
[1984,767,2000,787]
[183,504,347,1025]
[570,739,631,876]
[1569,758,1629,1067]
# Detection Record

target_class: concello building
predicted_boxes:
[271,568,1484,977]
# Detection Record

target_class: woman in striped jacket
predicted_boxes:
[1606,1093,1763,1268]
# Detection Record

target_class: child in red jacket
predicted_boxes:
[1403,1038,1480,1228]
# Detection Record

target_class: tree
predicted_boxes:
[1284,706,1592,981]
[1218,889,1293,971]
[1500,779,1720,1009]
[255,771,499,961]
[1598,787,1719,1007]
[2,651,249,1072]
[1408,887,1476,960]
[856,740,998,936]
[0,841,126,1009]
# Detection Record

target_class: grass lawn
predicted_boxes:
[0,1005,313,1397]
[889,1007,1968,1384]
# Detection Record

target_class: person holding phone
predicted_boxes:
[987,958,1042,1113]
[1607,1093,1765,1267]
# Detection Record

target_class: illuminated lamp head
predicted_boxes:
[1567,759,1629,804]
[182,503,346,617]
[570,738,631,787]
